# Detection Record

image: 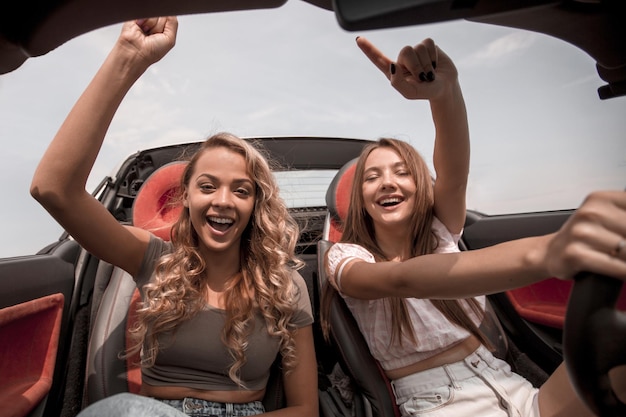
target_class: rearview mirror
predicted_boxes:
[332,0,626,99]
[332,0,557,31]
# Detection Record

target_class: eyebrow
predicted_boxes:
[195,173,254,186]
[364,161,407,173]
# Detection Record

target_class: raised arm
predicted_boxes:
[30,17,178,276]
[356,37,469,233]
[335,190,626,300]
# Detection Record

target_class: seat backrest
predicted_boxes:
[323,158,357,243]
[319,158,400,417]
[317,240,399,417]
[85,161,285,410]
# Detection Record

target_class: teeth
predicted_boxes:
[380,197,401,205]
[208,216,234,224]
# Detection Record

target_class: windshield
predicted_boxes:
[0,2,624,257]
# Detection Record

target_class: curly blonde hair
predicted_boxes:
[128,133,304,387]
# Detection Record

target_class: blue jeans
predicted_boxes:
[78,393,265,417]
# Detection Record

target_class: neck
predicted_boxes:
[199,245,242,290]
[373,224,412,261]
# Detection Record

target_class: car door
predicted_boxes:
[0,236,81,417]
[462,209,626,377]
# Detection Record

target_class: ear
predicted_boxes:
[182,190,189,208]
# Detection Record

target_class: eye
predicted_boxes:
[235,187,251,196]
[364,174,379,182]
[198,182,215,192]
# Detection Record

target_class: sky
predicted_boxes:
[0,1,625,258]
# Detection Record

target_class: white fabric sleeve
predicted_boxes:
[325,243,375,293]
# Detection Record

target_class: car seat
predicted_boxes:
[317,158,510,417]
[84,161,285,410]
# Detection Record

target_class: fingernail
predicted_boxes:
[390,63,396,75]
[432,61,437,69]
[356,36,360,41]
[419,72,427,82]
[426,71,435,82]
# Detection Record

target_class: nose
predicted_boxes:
[213,187,234,208]
[380,171,396,190]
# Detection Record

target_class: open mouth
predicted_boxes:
[208,216,234,232]
[378,197,403,207]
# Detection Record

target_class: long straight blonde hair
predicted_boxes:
[323,138,489,349]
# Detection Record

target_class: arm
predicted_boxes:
[338,234,551,300]
[338,190,626,300]
[265,325,318,417]
[30,17,178,276]
[430,69,469,235]
[356,37,469,233]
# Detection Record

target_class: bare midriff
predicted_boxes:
[385,335,481,381]
[140,384,266,403]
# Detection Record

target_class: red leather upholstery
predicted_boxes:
[325,158,357,243]
[132,162,188,241]
[0,293,64,417]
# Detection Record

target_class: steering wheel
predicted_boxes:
[563,272,626,416]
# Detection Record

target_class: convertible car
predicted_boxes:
[0,1,624,417]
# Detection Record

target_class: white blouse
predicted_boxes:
[325,217,485,371]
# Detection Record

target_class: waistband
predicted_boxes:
[160,397,264,416]
[391,344,499,402]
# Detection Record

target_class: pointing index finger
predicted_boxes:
[356,37,393,79]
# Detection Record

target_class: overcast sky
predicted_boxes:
[1,1,625,257]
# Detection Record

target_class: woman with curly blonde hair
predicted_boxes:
[134,133,306,387]
[31,16,317,417]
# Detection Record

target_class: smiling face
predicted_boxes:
[361,147,417,234]
[183,146,255,256]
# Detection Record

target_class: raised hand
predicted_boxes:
[356,36,459,101]
[117,16,178,66]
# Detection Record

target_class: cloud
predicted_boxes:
[460,31,538,68]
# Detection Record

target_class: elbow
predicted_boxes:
[30,177,67,212]
[30,176,52,204]
[29,178,44,202]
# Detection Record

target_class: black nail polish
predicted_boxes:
[356,36,360,41]
[419,72,427,82]
[426,71,435,82]
[432,61,437,69]
[390,63,396,75]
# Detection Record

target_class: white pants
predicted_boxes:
[391,345,540,417]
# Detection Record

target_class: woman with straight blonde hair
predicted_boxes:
[323,35,626,417]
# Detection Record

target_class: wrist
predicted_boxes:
[523,234,552,277]
[429,79,462,107]
[107,42,152,80]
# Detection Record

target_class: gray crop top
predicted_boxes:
[134,235,314,391]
